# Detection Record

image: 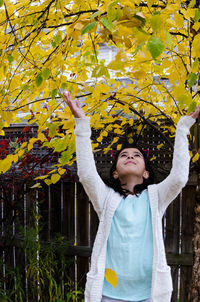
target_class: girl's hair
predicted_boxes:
[104,142,155,197]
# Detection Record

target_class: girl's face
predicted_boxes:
[113,148,149,180]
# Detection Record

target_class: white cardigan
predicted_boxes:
[74,115,195,302]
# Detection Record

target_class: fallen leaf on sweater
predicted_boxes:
[105,268,118,288]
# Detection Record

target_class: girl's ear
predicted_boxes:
[143,170,149,179]
[113,171,119,179]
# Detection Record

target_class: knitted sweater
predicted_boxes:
[74,115,195,302]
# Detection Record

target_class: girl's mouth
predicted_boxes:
[125,161,136,165]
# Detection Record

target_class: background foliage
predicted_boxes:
[0,0,199,182]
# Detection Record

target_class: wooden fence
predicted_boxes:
[0,178,196,302]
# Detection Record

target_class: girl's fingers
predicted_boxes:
[76,99,81,108]
[189,104,200,119]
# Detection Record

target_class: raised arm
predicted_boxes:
[63,92,111,218]
[157,104,200,216]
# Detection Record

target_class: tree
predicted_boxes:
[0,0,200,300]
[0,0,199,179]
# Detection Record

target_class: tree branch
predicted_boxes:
[110,96,174,148]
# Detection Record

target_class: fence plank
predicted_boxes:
[63,182,75,242]
[165,195,180,302]
[180,185,195,302]
[50,183,62,236]
[77,183,89,246]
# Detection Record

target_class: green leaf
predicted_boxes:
[90,10,102,19]
[43,68,50,80]
[48,123,59,137]
[52,32,62,47]
[101,17,114,32]
[194,9,200,22]
[188,73,197,88]
[59,150,71,165]
[188,101,197,113]
[150,14,162,31]
[22,84,30,91]
[165,31,173,50]
[54,138,68,152]
[36,74,43,87]
[0,0,4,7]
[107,1,119,21]
[192,58,199,72]
[177,94,192,110]
[81,22,96,35]
[8,55,14,64]
[92,65,110,78]
[147,37,164,59]
[61,82,68,90]
[51,89,57,99]
[132,42,145,56]
[188,0,196,8]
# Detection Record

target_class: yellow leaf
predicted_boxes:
[182,8,196,20]
[35,175,48,180]
[174,13,184,28]
[189,151,193,158]
[30,183,42,189]
[21,142,27,148]
[192,34,200,57]
[192,22,200,32]
[117,18,142,28]
[107,60,126,71]
[28,138,38,151]
[151,14,163,32]
[157,143,164,149]
[124,37,132,49]
[147,0,154,8]
[0,155,13,173]
[150,156,156,161]
[192,152,199,163]
[44,179,52,186]
[58,168,66,175]
[51,173,61,184]
[74,22,84,30]
[38,132,46,142]
[97,136,103,142]
[18,149,25,157]
[133,70,146,79]
[13,154,18,163]
[117,144,122,150]
[105,268,118,288]
[112,137,119,144]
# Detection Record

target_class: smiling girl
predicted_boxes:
[63,91,200,302]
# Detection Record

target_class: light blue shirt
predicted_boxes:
[102,190,153,301]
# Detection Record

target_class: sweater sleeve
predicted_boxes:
[157,115,195,216]
[74,117,111,218]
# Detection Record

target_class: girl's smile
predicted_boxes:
[125,161,136,165]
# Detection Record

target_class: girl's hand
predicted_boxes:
[63,91,86,118]
[189,104,200,120]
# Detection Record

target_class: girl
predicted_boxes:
[63,91,200,302]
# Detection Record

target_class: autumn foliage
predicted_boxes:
[0,0,199,184]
